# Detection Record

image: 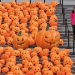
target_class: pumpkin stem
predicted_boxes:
[18,31,22,36]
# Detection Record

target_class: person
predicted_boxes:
[70,7,75,38]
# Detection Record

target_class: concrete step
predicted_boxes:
[57,15,70,19]
[58,24,72,27]
[57,5,75,8]
[58,19,71,22]
[58,28,72,32]
[58,21,71,23]
[56,11,71,14]
[56,8,73,11]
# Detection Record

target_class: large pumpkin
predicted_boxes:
[35,30,60,49]
[13,31,29,49]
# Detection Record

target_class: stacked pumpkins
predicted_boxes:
[0,0,73,75]
[0,47,73,75]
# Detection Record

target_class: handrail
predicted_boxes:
[65,19,75,54]
[44,0,45,3]
[62,0,64,14]
[62,8,65,25]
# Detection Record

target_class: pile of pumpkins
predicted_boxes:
[0,0,73,75]
[0,46,73,75]
[0,0,64,49]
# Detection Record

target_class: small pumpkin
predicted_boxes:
[49,15,58,26]
[13,31,29,49]
[26,70,34,75]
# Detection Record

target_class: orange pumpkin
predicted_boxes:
[13,31,29,49]
[49,15,58,26]
[36,30,60,49]
[46,8,55,17]
[50,1,58,8]
[2,67,9,74]
[26,70,34,75]
[1,54,10,60]
[28,37,35,46]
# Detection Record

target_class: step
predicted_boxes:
[57,15,70,18]
[58,28,72,31]
[56,11,71,14]
[58,27,72,29]
[59,5,75,7]
[58,21,71,23]
[58,25,72,27]
[58,19,71,22]
[56,8,73,11]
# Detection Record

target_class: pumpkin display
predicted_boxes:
[0,1,74,75]
[13,31,29,49]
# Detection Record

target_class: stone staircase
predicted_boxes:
[56,5,75,74]
[56,5,74,49]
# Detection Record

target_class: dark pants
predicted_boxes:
[72,25,75,37]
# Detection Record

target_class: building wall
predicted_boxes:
[1,0,75,5]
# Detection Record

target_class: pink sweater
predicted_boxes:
[70,12,75,25]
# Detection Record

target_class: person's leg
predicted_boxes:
[72,25,74,35]
[73,25,75,39]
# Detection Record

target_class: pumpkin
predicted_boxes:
[62,67,71,74]
[13,31,29,49]
[40,12,48,22]
[3,32,10,40]
[51,47,60,54]
[51,54,60,62]
[1,54,10,60]
[13,70,23,75]
[0,59,5,66]
[57,70,66,75]
[2,67,9,74]
[50,26,58,31]
[66,73,73,75]
[42,60,49,65]
[63,58,73,67]
[6,62,15,69]
[32,66,40,73]
[11,65,20,72]
[59,39,64,46]
[46,8,55,17]
[49,15,58,26]
[50,1,58,8]
[31,15,38,21]
[28,37,35,46]
[51,66,60,75]
[44,62,53,70]
[40,49,49,57]
[0,67,1,73]
[30,20,38,27]
[44,71,53,75]
[26,70,34,75]
[39,23,47,30]
[42,68,49,74]
[35,30,51,49]
[0,47,4,54]
[35,30,60,49]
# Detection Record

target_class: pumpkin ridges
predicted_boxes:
[43,31,52,49]
[35,30,46,48]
